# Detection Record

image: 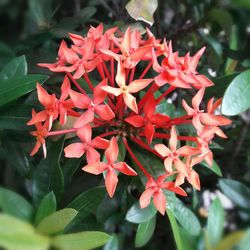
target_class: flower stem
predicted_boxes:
[83,73,94,91]
[47,128,78,136]
[66,72,86,95]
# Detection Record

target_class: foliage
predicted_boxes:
[0,0,250,249]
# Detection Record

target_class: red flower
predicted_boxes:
[64,124,109,164]
[69,79,115,128]
[140,175,187,215]
[29,109,48,158]
[82,137,137,197]
[101,60,153,113]
[125,94,170,143]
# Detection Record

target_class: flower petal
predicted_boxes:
[154,144,172,157]
[139,188,155,209]
[113,162,137,176]
[74,109,95,128]
[69,89,90,109]
[125,115,144,127]
[128,79,153,93]
[77,124,92,143]
[101,86,122,96]
[95,104,115,120]
[86,147,100,164]
[153,190,166,215]
[123,92,138,113]
[105,137,118,164]
[64,143,85,158]
[82,162,108,175]
[105,168,118,197]
[169,126,177,151]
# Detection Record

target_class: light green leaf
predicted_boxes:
[237,229,250,250]
[207,198,225,246]
[167,209,184,250]
[126,202,157,224]
[219,179,250,209]
[32,137,65,206]
[34,192,57,226]
[51,231,110,250]
[167,197,201,236]
[37,208,78,235]
[222,69,250,115]
[126,0,158,26]
[104,234,119,250]
[0,55,27,80]
[0,187,34,222]
[135,215,156,247]
[0,214,49,250]
[0,74,48,106]
[214,231,245,250]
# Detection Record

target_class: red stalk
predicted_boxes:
[138,83,159,109]
[102,62,112,83]
[123,137,152,178]
[98,130,119,138]
[155,86,176,105]
[139,61,153,79]
[129,66,136,83]
[47,128,78,136]
[66,72,86,95]
[83,73,94,91]
[153,133,197,142]
[97,64,105,80]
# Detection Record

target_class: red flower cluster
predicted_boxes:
[28,24,231,215]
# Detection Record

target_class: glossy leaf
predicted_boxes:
[0,55,27,80]
[135,215,156,247]
[167,197,201,236]
[126,0,158,26]
[237,229,250,250]
[126,202,157,224]
[104,234,119,250]
[167,209,184,250]
[0,74,48,106]
[207,198,225,246]
[200,160,223,177]
[219,179,250,209]
[34,191,57,226]
[32,137,65,206]
[222,69,250,115]
[51,231,110,250]
[0,214,49,250]
[37,208,78,235]
[0,187,34,222]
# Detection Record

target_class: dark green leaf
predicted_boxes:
[62,158,82,186]
[126,202,157,224]
[167,197,201,236]
[0,55,27,80]
[52,231,110,250]
[37,208,78,235]
[200,161,223,177]
[156,102,175,117]
[219,179,250,209]
[0,104,32,130]
[222,69,250,115]
[207,198,225,246]
[0,187,34,222]
[32,137,65,206]
[135,215,156,247]
[0,214,49,250]
[0,41,15,68]
[34,191,57,226]
[66,186,106,226]
[0,74,48,106]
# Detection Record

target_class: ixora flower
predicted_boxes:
[27,24,231,215]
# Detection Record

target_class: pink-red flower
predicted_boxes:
[140,175,187,215]
[82,137,137,197]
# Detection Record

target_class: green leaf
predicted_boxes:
[0,41,15,68]
[126,202,157,224]
[51,231,110,250]
[34,191,57,226]
[0,55,27,80]
[104,234,119,250]
[208,8,233,37]
[67,186,106,220]
[0,104,32,130]
[166,209,184,250]
[222,69,250,115]
[32,137,65,206]
[214,231,245,250]
[0,214,49,250]
[0,74,48,106]
[219,179,250,209]
[156,102,175,117]
[207,198,225,246]
[125,0,158,26]
[37,208,78,235]
[167,197,201,236]
[135,215,156,247]
[237,229,250,250]
[200,160,223,177]
[62,158,82,185]
[0,187,34,222]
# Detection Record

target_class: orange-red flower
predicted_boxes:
[82,137,137,197]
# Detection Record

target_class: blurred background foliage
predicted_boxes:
[0,0,250,249]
